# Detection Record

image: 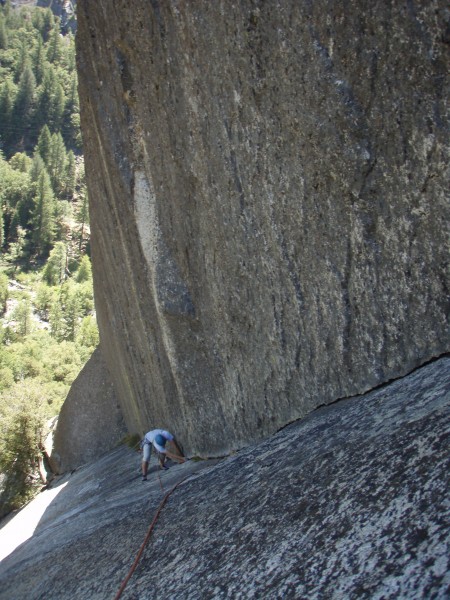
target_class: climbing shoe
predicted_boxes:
[142,476,147,481]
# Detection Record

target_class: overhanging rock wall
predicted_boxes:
[77,0,449,456]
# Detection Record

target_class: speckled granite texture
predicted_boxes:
[1,357,448,599]
[73,0,450,456]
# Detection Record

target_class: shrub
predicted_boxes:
[0,271,8,314]
[0,381,50,514]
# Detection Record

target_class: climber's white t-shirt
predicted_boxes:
[144,429,174,453]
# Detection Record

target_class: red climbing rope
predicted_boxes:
[114,475,190,600]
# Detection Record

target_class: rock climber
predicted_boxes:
[140,429,186,481]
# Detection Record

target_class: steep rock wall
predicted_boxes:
[50,347,126,473]
[77,0,449,456]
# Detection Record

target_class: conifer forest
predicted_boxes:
[0,1,96,514]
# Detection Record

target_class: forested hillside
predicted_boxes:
[0,1,97,515]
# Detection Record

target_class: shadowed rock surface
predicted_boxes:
[50,347,126,473]
[1,357,449,599]
[73,0,450,457]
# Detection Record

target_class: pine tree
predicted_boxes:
[31,35,46,85]
[43,240,67,285]
[4,1,20,29]
[12,296,32,337]
[65,72,79,115]
[14,40,28,83]
[30,152,45,183]
[17,67,36,115]
[36,65,65,133]
[76,254,92,283]
[0,152,33,241]
[62,71,80,147]
[13,61,36,141]
[0,202,4,248]
[0,79,16,151]
[75,180,89,253]
[47,80,65,132]
[47,132,66,196]
[10,193,33,242]
[31,169,55,255]
[62,32,76,71]
[36,66,55,130]
[46,21,62,64]
[36,125,51,165]
[30,7,45,37]
[0,272,8,313]
[0,16,8,49]
[64,286,82,342]
[32,8,54,43]
[6,225,26,266]
[64,150,76,199]
[50,281,85,342]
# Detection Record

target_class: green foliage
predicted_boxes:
[64,149,76,198]
[31,34,45,84]
[0,5,83,260]
[0,380,51,512]
[9,151,32,173]
[50,278,91,342]
[43,339,82,384]
[0,253,97,514]
[6,225,26,263]
[13,59,36,131]
[46,131,66,195]
[76,254,92,283]
[0,153,33,243]
[34,281,54,319]
[76,315,99,359]
[11,294,33,337]
[0,203,3,249]
[0,3,80,157]
[0,2,94,516]
[0,16,8,50]
[37,65,65,133]
[31,168,56,255]
[42,240,66,285]
[46,20,62,64]
[0,271,8,313]
[31,8,54,43]
[0,78,16,148]
[36,124,51,164]
[0,365,14,391]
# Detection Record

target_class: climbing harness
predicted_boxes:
[114,474,191,600]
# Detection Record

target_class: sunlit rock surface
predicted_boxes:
[1,358,448,599]
[75,0,449,456]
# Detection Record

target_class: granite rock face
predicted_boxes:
[50,347,127,473]
[77,0,449,455]
[0,358,449,599]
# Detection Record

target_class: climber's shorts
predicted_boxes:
[142,442,152,462]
